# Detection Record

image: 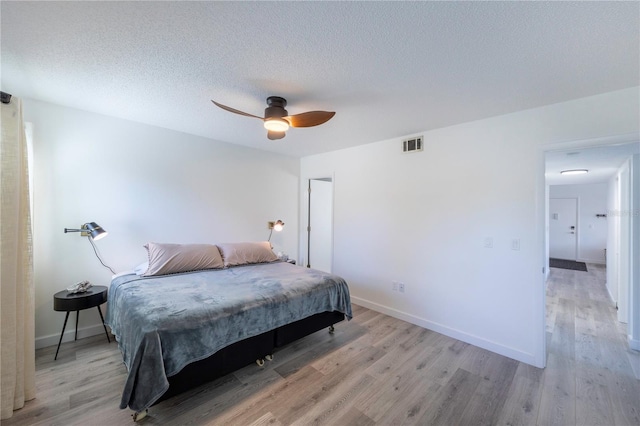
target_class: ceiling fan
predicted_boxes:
[211,96,335,140]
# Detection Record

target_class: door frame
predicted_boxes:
[299,173,335,271]
[538,133,640,366]
[616,159,631,324]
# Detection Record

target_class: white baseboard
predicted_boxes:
[35,324,109,350]
[629,336,640,351]
[350,296,541,367]
[605,284,616,305]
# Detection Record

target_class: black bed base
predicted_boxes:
[156,311,345,404]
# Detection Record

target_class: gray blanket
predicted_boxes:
[105,261,352,412]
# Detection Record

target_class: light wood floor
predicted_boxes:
[4,264,639,425]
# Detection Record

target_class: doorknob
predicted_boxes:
[570,226,575,229]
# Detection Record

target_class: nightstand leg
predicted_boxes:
[96,305,111,343]
[75,311,79,341]
[54,311,71,360]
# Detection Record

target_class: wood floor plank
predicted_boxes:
[271,322,367,378]
[210,365,324,426]
[332,407,375,426]
[278,346,385,425]
[548,297,576,359]
[310,334,380,375]
[371,318,421,351]
[373,380,442,425]
[363,328,444,381]
[417,367,482,425]
[575,375,615,426]
[354,341,442,421]
[537,352,576,425]
[418,338,470,387]
[247,412,283,426]
[457,352,519,425]
[287,372,376,426]
[495,374,543,426]
[605,371,640,426]
[358,313,408,347]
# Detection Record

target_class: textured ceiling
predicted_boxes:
[1,1,639,158]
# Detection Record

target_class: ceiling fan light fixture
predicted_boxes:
[264,118,289,132]
[560,169,589,175]
[212,97,334,140]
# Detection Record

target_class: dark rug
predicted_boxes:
[549,258,588,272]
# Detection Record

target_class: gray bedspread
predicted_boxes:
[105,261,352,412]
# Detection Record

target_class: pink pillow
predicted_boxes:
[143,243,224,276]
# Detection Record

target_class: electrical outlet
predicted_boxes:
[511,239,520,251]
[484,237,493,248]
[392,281,398,291]
[398,283,405,293]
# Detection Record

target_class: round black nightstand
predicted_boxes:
[53,285,110,360]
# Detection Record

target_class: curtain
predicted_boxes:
[1,96,35,419]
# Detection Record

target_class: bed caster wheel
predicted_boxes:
[256,358,265,367]
[329,325,335,334]
[265,354,273,361]
[132,409,148,422]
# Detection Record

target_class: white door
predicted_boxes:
[549,198,578,260]
[307,178,333,273]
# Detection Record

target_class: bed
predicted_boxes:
[105,244,352,416]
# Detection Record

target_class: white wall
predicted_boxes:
[630,154,640,350]
[300,87,640,367]
[549,183,608,264]
[24,99,300,348]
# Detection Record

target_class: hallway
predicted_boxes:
[543,263,640,425]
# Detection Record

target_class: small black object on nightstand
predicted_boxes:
[286,259,296,265]
[53,285,110,360]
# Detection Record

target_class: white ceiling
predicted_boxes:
[546,141,640,186]
[1,1,638,158]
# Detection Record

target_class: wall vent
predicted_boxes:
[402,136,423,153]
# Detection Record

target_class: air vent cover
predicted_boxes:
[402,136,423,153]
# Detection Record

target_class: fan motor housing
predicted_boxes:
[265,96,288,118]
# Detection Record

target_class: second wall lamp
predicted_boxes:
[268,220,285,242]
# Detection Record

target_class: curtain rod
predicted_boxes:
[1,91,12,104]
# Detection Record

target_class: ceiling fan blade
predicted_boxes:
[211,100,264,120]
[267,130,286,140]
[286,111,335,128]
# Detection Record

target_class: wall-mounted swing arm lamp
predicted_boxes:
[64,222,115,273]
[64,222,108,240]
[268,220,285,242]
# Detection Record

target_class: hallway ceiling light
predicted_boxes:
[560,169,588,175]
